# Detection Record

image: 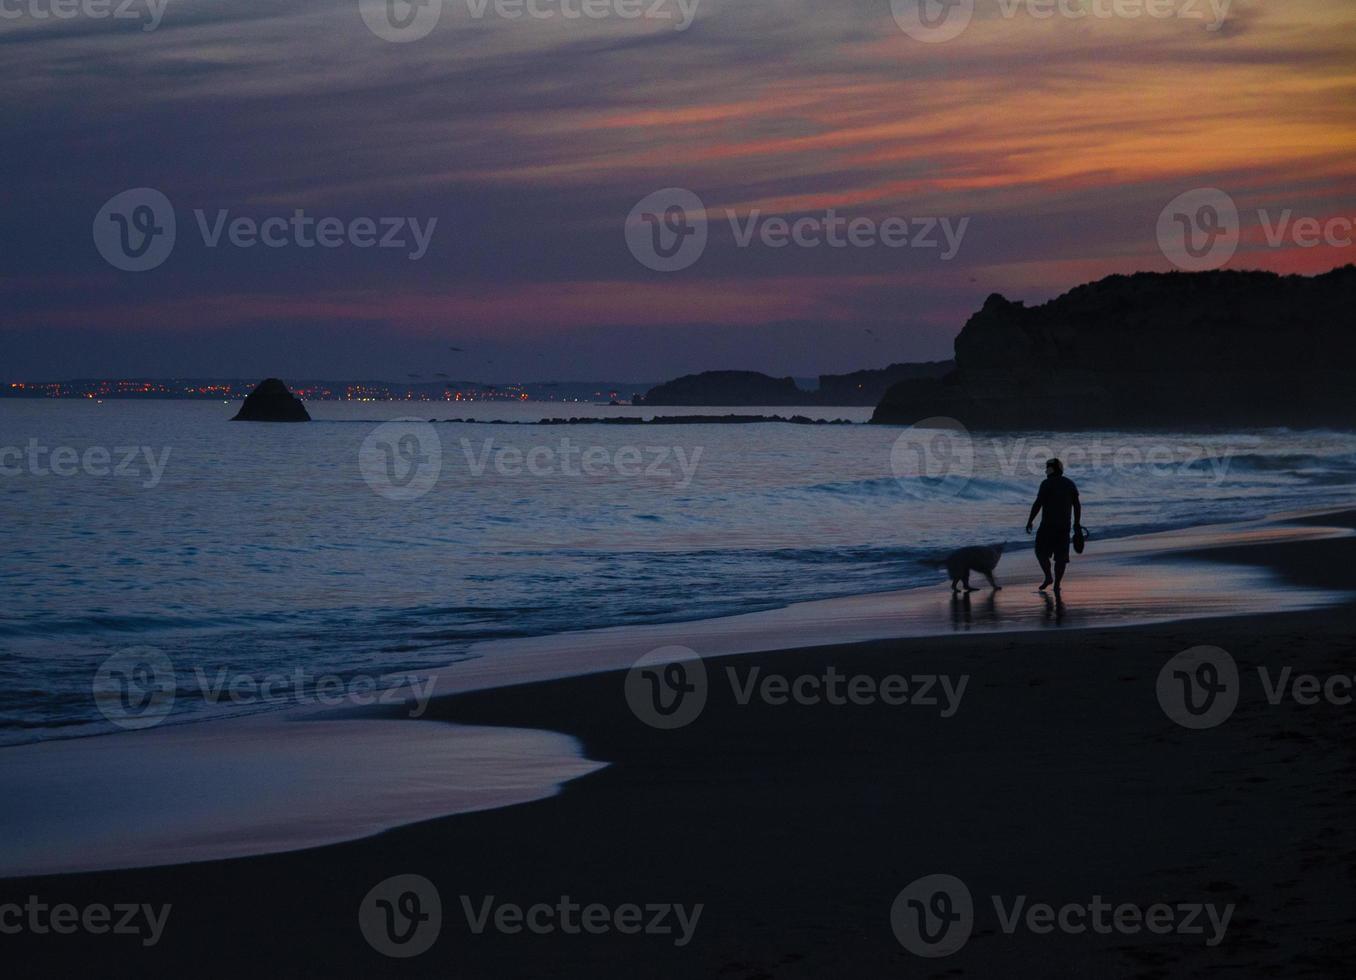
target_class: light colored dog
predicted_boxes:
[945,544,1004,592]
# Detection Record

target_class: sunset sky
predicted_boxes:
[3,0,1354,381]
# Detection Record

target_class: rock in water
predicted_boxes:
[231,378,310,422]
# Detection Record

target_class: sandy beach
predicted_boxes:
[11,2,1356,974]
[5,510,1355,977]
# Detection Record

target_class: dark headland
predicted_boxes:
[872,266,1355,428]
[636,362,952,407]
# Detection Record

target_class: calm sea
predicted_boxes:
[4,399,1354,743]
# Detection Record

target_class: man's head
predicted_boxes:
[1045,457,1064,477]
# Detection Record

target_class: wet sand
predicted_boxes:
[3,511,1354,976]
[0,718,603,877]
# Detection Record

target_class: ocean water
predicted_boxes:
[3,399,1355,744]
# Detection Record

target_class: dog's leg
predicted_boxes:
[962,572,975,592]
[984,571,1001,591]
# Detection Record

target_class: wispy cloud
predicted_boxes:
[2,0,1353,378]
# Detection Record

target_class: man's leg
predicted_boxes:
[1052,530,1071,593]
[1036,538,1053,590]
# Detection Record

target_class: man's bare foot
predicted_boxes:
[1038,578,1053,591]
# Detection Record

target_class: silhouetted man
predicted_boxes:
[1026,457,1081,595]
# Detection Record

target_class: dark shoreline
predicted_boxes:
[5,517,1355,977]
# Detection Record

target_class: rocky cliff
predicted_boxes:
[815,361,953,405]
[872,267,1355,428]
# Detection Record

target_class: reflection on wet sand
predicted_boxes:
[420,516,1353,701]
[949,590,1000,629]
